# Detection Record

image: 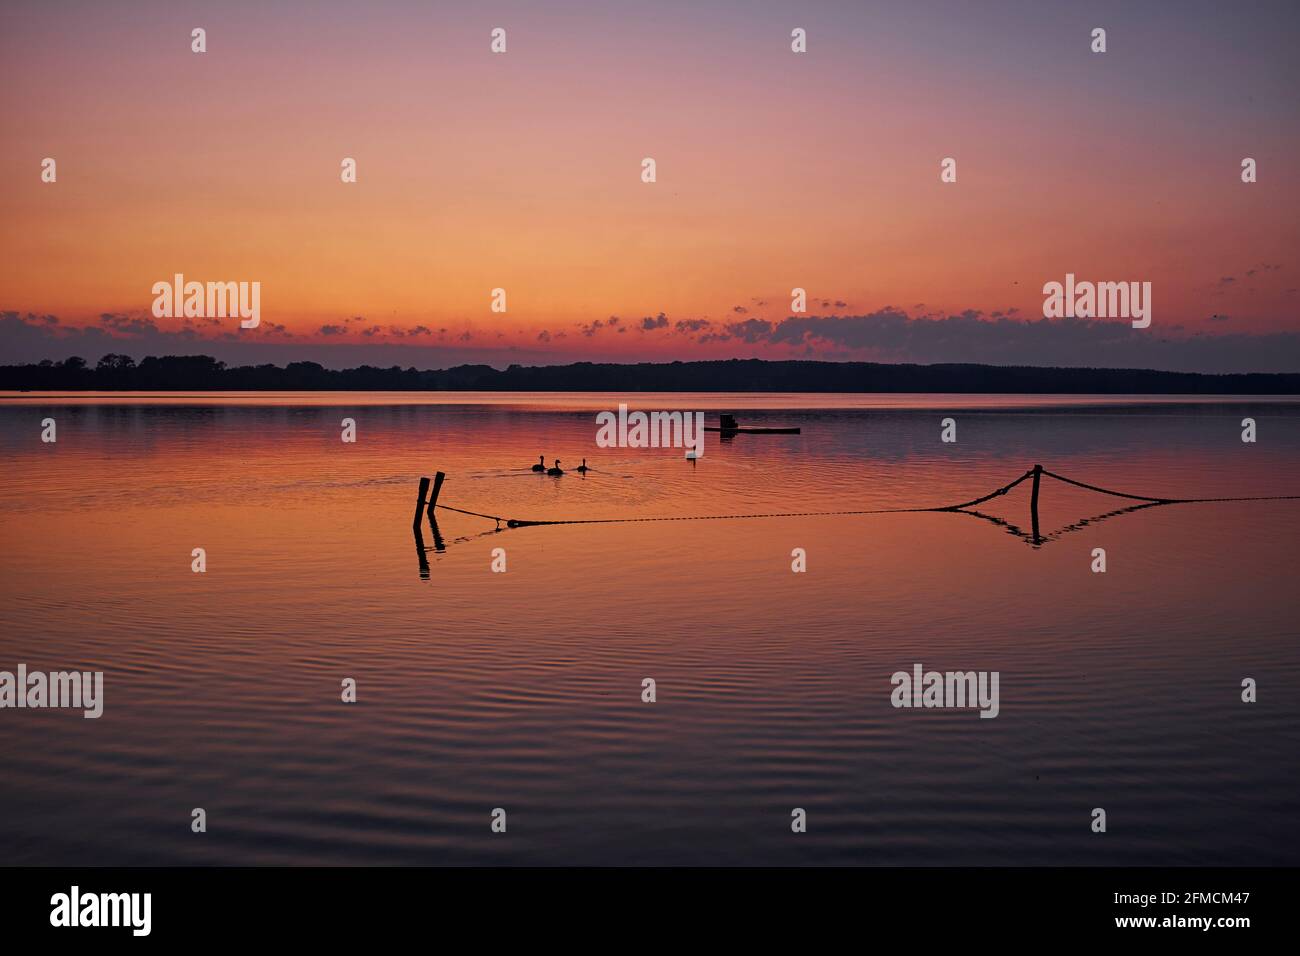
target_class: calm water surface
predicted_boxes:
[1,393,1297,865]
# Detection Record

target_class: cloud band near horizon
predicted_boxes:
[4,308,1297,375]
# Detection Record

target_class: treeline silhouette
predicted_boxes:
[3,354,1298,393]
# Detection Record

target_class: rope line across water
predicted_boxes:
[429,466,1300,529]
[1039,469,1300,505]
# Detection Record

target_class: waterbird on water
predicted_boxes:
[531,455,545,472]
[547,459,564,476]
[576,459,589,473]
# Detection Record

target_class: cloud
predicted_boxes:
[674,318,711,333]
[717,308,1300,373]
[640,312,669,331]
[0,309,207,361]
[98,312,161,336]
[4,307,1299,374]
[720,318,773,343]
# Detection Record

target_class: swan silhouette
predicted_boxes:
[546,459,564,476]
[576,458,589,473]
[531,455,545,472]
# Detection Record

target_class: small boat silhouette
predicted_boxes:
[705,413,800,434]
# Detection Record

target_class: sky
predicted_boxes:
[1,0,1297,372]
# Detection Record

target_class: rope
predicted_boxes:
[438,502,925,527]
[435,468,1039,527]
[502,507,921,528]
[435,504,509,522]
[1041,469,1300,505]
[935,469,1035,511]
[428,466,1300,530]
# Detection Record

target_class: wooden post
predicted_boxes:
[428,472,445,517]
[1030,463,1042,544]
[413,476,431,531]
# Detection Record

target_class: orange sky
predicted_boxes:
[1,0,1297,369]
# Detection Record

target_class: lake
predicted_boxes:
[1,392,1297,865]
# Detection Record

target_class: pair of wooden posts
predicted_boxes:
[412,472,446,531]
